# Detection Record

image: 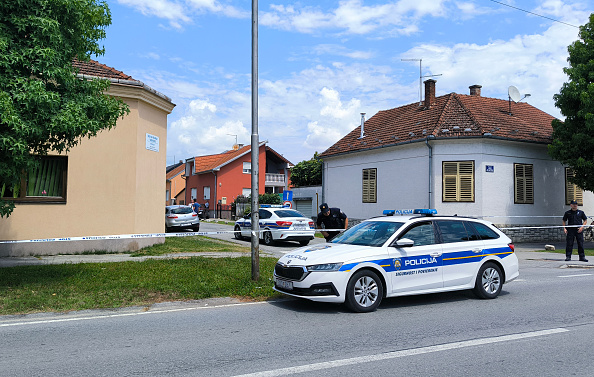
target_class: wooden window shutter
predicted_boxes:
[565,168,583,205]
[443,161,474,202]
[514,164,534,204]
[362,168,377,203]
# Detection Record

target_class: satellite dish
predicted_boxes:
[508,86,521,102]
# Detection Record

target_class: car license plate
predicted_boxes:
[276,279,293,290]
[294,225,307,230]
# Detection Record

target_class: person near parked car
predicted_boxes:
[191,199,201,214]
[563,200,588,262]
[316,203,348,242]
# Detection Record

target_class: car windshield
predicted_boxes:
[274,210,306,218]
[171,207,193,214]
[330,221,405,246]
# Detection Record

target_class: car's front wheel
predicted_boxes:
[234,225,243,240]
[263,231,274,246]
[472,262,503,299]
[345,270,384,313]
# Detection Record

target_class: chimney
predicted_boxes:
[359,113,366,139]
[424,79,436,109]
[469,85,482,96]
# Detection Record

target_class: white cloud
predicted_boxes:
[401,8,586,119]
[261,0,449,36]
[117,0,247,29]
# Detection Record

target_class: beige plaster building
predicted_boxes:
[0,60,175,256]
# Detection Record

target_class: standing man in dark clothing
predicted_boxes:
[563,200,588,262]
[316,203,348,242]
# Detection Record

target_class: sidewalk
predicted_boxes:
[1,241,592,268]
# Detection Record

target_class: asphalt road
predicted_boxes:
[1,253,593,376]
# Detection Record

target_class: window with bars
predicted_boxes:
[1,156,67,203]
[565,168,583,205]
[514,163,534,204]
[362,168,377,203]
[442,161,474,202]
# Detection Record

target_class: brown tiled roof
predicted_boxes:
[72,58,134,80]
[319,92,557,158]
[166,162,185,179]
[192,143,293,173]
[193,145,253,173]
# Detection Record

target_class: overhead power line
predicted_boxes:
[489,0,579,28]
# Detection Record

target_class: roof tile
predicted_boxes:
[319,92,556,158]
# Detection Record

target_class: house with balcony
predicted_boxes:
[184,142,292,215]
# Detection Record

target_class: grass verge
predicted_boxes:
[0,237,282,316]
[130,236,247,257]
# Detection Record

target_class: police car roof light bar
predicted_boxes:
[260,204,291,208]
[383,210,395,216]
[413,209,438,216]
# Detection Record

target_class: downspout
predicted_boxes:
[213,168,220,217]
[425,137,433,209]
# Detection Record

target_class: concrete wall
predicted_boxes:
[322,138,593,228]
[0,83,174,256]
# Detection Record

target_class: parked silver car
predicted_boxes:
[165,205,200,232]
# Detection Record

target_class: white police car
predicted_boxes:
[273,209,519,312]
[234,205,315,246]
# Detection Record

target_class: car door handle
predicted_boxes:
[472,248,483,253]
[430,252,442,257]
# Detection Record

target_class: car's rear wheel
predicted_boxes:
[345,270,384,313]
[472,262,503,299]
[193,224,200,232]
[234,225,243,240]
[298,240,310,246]
[263,231,274,246]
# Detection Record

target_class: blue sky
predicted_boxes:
[98,0,593,166]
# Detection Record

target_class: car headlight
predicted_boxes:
[306,263,343,272]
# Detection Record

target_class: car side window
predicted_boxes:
[435,220,473,243]
[470,222,500,240]
[259,209,272,219]
[399,222,436,246]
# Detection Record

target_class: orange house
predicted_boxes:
[184,142,292,211]
[166,161,186,205]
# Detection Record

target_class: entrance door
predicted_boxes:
[389,221,443,294]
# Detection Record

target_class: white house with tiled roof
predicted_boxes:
[318,80,593,242]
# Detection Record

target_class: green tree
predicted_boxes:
[290,152,322,187]
[0,0,129,217]
[549,14,594,191]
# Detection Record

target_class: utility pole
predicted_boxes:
[250,0,260,281]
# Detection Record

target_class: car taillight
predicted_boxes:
[309,221,314,228]
[276,221,292,227]
[192,213,198,217]
[508,243,515,252]
[167,215,178,219]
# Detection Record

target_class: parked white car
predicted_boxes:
[273,209,519,312]
[234,205,315,246]
[165,205,200,232]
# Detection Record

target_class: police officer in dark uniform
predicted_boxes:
[316,203,348,242]
[562,200,588,262]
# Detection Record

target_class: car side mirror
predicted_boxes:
[394,238,414,247]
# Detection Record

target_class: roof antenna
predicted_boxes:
[508,86,531,115]
[401,58,442,106]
